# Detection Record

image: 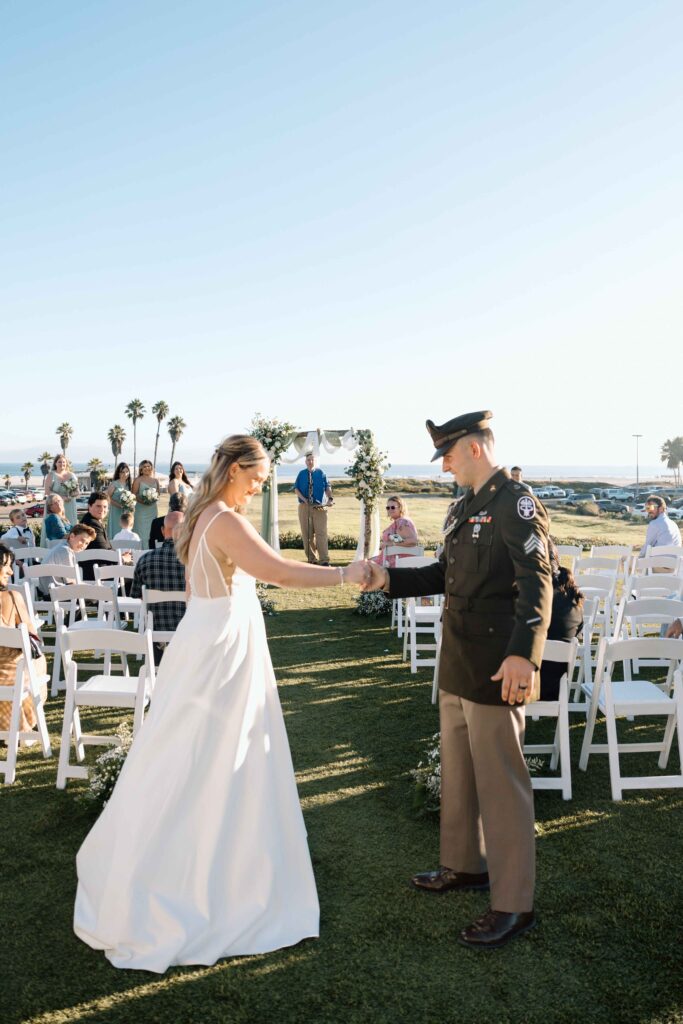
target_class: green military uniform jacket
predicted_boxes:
[387,468,553,706]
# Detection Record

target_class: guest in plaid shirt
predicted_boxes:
[131,511,186,663]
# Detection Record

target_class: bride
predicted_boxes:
[74,435,368,972]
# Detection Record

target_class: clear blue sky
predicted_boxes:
[2,0,681,470]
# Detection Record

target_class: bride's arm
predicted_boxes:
[211,511,366,588]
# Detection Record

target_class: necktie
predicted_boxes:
[308,471,314,503]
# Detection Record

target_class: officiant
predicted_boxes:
[294,453,334,566]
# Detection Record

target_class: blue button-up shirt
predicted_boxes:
[294,468,329,505]
[640,513,682,556]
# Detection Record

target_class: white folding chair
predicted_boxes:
[75,549,122,569]
[56,627,156,789]
[141,587,187,645]
[555,545,582,571]
[574,574,617,639]
[630,555,681,577]
[524,638,578,800]
[384,547,425,636]
[94,564,141,626]
[626,575,683,600]
[131,549,147,565]
[579,637,683,800]
[569,596,600,709]
[0,623,52,784]
[49,583,121,696]
[111,537,142,552]
[645,544,683,570]
[403,596,443,672]
[21,563,82,646]
[10,546,49,582]
[589,545,633,580]
[611,597,683,688]
[573,557,619,579]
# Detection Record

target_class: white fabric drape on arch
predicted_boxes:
[262,429,380,558]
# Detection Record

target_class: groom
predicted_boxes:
[364,411,552,949]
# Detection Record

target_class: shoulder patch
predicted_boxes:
[517,495,536,520]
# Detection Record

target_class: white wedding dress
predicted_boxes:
[73,510,319,972]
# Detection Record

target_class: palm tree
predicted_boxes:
[38,450,53,479]
[660,437,683,487]
[56,422,73,457]
[168,415,187,472]
[108,424,126,463]
[88,457,105,489]
[151,400,169,473]
[125,399,145,473]
[21,462,34,491]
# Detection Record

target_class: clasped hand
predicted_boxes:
[339,560,387,590]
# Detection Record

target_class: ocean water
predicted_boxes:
[0,461,668,485]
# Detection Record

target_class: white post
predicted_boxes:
[355,501,381,560]
[270,464,280,551]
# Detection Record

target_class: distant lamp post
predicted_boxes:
[633,434,643,500]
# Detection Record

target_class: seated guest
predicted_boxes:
[372,495,419,568]
[79,492,113,581]
[113,511,140,546]
[131,511,186,664]
[43,494,71,542]
[2,508,35,549]
[639,495,681,556]
[0,544,49,739]
[149,492,188,549]
[36,525,96,598]
[540,542,584,700]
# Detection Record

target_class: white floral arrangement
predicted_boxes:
[118,489,137,512]
[82,721,133,808]
[345,430,390,510]
[137,486,159,505]
[249,413,298,467]
[411,732,442,813]
[61,477,80,498]
[354,590,392,617]
[411,732,545,814]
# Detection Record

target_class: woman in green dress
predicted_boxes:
[132,460,160,549]
[106,462,133,539]
[41,455,79,545]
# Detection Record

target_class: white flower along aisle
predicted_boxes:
[249,416,388,557]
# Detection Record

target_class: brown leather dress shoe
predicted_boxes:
[458,908,537,949]
[410,867,490,894]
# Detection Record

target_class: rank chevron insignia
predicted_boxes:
[523,533,546,557]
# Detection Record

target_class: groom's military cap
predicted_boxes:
[426,411,493,462]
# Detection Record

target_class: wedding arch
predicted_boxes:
[249,418,385,558]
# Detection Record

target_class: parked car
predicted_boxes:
[665,507,683,521]
[75,496,90,512]
[605,489,635,500]
[536,487,567,499]
[595,499,632,513]
[24,503,45,518]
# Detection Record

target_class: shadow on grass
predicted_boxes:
[1,602,682,1024]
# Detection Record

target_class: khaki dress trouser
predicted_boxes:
[439,689,535,913]
[298,504,329,564]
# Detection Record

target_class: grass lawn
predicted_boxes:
[1,557,681,1024]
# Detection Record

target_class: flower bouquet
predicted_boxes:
[354,590,392,617]
[345,431,390,557]
[412,732,546,814]
[81,721,133,809]
[61,477,79,499]
[137,486,159,505]
[118,489,137,512]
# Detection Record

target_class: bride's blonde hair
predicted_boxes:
[175,435,269,565]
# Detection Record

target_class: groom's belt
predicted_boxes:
[445,595,515,614]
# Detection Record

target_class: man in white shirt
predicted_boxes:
[639,495,682,556]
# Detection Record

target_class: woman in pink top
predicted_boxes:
[373,495,419,567]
